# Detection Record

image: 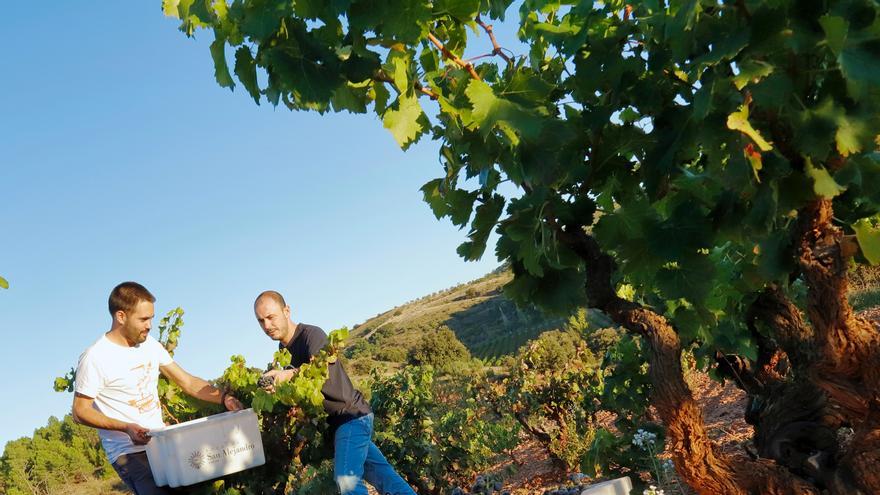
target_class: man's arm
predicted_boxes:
[72,393,151,445]
[261,326,328,391]
[159,362,243,411]
[261,367,296,391]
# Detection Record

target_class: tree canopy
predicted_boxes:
[164,0,880,492]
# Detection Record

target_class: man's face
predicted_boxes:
[254,298,291,342]
[119,300,154,346]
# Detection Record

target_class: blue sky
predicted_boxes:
[0,3,523,449]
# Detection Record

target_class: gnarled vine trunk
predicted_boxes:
[560,198,880,494]
[713,199,880,494]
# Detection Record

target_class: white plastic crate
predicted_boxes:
[145,408,266,487]
[580,476,633,495]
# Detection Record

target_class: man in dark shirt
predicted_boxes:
[254,290,416,495]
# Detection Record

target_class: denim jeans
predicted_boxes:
[112,451,171,495]
[334,413,416,495]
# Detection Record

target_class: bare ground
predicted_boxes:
[476,306,880,494]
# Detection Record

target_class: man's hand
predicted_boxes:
[223,393,244,411]
[124,423,151,445]
[259,369,296,393]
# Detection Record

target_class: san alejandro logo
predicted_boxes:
[188,450,205,470]
[186,443,255,471]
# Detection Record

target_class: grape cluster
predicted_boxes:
[258,374,274,389]
[450,475,510,495]
[541,487,587,495]
[540,473,589,495]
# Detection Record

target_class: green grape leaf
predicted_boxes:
[839,41,880,93]
[166,0,213,35]
[458,193,505,261]
[53,377,69,392]
[234,46,260,104]
[273,348,292,369]
[266,46,341,107]
[382,93,427,149]
[465,79,544,145]
[421,179,449,220]
[331,83,371,114]
[210,37,235,90]
[329,327,349,343]
[819,15,848,56]
[162,0,182,17]
[252,389,277,413]
[419,181,478,226]
[619,107,640,124]
[805,157,846,199]
[383,50,410,94]
[853,217,880,265]
[485,0,513,20]
[733,60,774,90]
[656,254,716,304]
[434,0,480,22]
[727,105,772,151]
[835,115,870,157]
[349,0,430,44]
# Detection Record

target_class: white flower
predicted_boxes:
[643,485,665,495]
[631,428,658,449]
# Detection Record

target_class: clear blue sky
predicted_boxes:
[0,3,522,450]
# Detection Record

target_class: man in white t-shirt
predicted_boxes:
[73,281,243,495]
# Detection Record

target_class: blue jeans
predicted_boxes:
[111,451,171,495]
[334,413,416,495]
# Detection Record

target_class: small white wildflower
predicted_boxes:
[643,485,665,495]
[632,429,658,450]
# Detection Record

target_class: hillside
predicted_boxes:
[346,267,566,363]
[346,262,880,363]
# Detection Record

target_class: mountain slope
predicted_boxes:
[347,267,566,362]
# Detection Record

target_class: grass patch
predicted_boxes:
[850,287,880,312]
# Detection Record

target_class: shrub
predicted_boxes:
[375,346,408,363]
[407,326,472,374]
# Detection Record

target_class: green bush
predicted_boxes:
[344,339,376,359]
[407,326,472,374]
[370,366,520,493]
[346,355,380,376]
[0,415,113,495]
[375,346,408,363]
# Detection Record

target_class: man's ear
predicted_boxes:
[283,305,291,319]
[114,310,127,326]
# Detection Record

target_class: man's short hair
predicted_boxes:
[255,290,286,308]
[109,282,156,315]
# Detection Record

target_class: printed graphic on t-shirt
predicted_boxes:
[128,361,159,414]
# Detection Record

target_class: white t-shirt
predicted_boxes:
[74,334,173,463]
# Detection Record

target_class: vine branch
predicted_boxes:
[372,69,439,100]
[427,32,482,80]
[415,81,439,100]
[161,401,180,424]
[475,16,513,65]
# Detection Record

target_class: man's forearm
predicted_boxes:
[73,404,129,432]
[180,376,223,404]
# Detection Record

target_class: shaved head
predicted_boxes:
[255,290,286,309]
[254,290,294,344]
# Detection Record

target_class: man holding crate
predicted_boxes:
[72,281,243,495]
[254,290,416,495]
